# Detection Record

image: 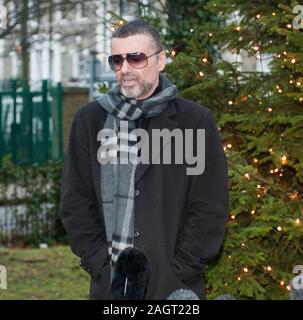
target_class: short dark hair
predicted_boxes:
[112,20,163,51]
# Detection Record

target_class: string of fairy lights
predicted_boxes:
[226,8,302,292]
[228,10,301,291]
[178,7,302,291]
[110,7,302,293]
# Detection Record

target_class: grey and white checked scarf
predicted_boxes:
[96,73,178,283]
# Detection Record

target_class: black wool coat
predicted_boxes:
[59,96,229,300]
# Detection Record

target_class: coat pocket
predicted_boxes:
[89,263,111,300]
[168,265,205,300]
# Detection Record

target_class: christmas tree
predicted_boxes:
[164,1,303,299]
[139,0,217,55]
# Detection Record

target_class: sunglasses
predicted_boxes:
[108,50,163,71]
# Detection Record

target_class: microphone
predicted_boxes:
[167,289,200,300]
[215,294,236,300]
[109,247,150,300]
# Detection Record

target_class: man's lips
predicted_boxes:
[122,78,137,86]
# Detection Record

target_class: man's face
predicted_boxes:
[111,34,166,100]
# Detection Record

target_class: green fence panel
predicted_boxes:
[0,80,63,166]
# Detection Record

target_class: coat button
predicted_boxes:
[135,189,140,196]
[134,230,140,238]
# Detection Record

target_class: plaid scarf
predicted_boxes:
[96,73,178,284]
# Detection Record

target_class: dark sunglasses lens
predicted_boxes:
[109,55,123,70]
[127,53,147,68]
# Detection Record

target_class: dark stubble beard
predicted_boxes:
[119,75,154,99]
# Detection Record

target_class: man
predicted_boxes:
[59,20,229,300]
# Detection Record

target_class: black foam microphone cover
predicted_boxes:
[110,247,150,300]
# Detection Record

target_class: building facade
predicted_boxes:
[0,0,142,86]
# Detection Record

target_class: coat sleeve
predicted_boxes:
[171,109,229,283]
[59,109,110,281]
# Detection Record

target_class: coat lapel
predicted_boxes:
[135,100,178,183]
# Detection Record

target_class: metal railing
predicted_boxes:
[0,80,63,166]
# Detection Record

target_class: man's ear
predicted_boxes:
[158,51,166,72]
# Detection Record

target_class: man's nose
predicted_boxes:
[120,57,132,73]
